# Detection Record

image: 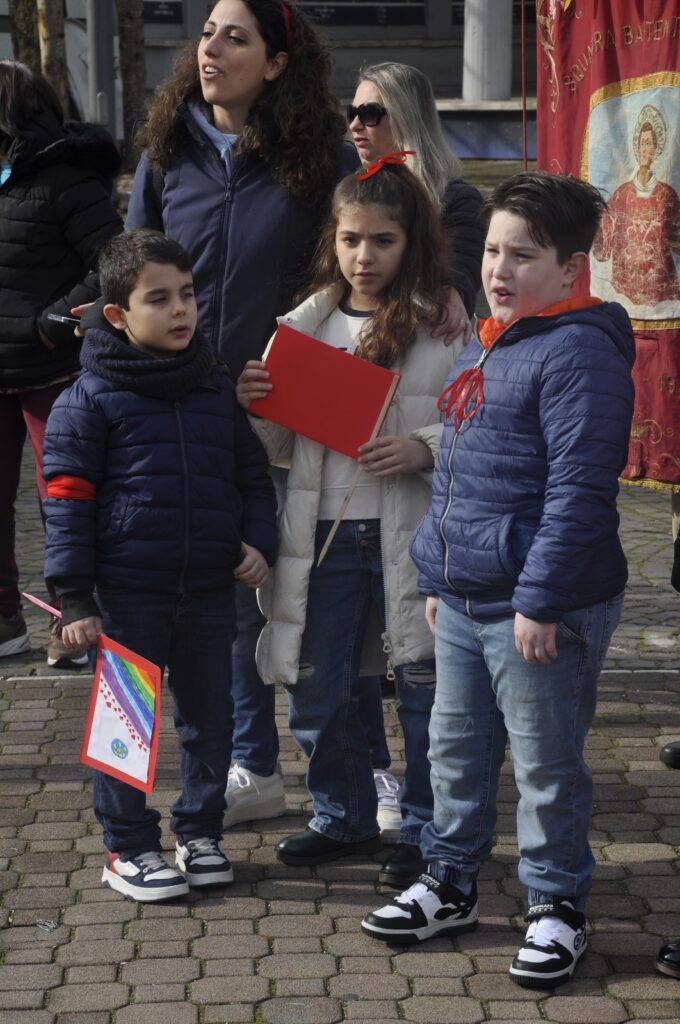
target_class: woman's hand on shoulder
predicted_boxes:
[236,360,271,410]
[431,286,472,347]
[358,435,434,476]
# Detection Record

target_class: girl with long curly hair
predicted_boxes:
[236,162,461,866]
[126,1,358,826]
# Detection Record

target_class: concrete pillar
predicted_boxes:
[86,0,116,135]
[462,0,513,101]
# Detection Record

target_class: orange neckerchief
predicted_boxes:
[477,296,602,349]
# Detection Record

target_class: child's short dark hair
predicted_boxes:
[484,171,607,264]
[98,229,193,309]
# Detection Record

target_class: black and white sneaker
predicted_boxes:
[510,898,587,989]
[102,850,189,902]
[361,872,478,944]
[175,835,234,887]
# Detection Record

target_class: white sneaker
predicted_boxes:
[223,764,286,826]
[510,899,587,989]
[102,850,189,902]
[362,873,479,944]
[175,835,234,887]
[374,770,401,844]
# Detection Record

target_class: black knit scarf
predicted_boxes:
[80,327,216,401]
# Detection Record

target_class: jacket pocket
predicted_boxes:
[498,514,539,576]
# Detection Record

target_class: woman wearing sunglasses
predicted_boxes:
[348,61,485,893]
[126,0,359,830]
[349,62,484,345]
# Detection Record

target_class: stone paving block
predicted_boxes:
[0,1014,55,1023]
[3,947,56,964]
[344,1004,400,1019]
[339,956,392,973]
[0,991,47,1009]
[258,954,337,979]
[393,951,472,977]
[271,937,324,953]
[202,1005,254,1023]
[0,964,62,990]
[47,983,130,1012]
[54,1015,110,1024]
[257,914,334,938]
[133,985,189,1003]
[126,918,202,940]
[203,960,256,977]
[626,1000,680,1018]
[136,940,190,958]
[485,1001,542,1019]
[401,996,485,1022]
[115,1006,198,1024]
[328,973,411,1000]
[192,934,269,958]
[65,966,118,984]
[120,957,200,985]
[275,979,327,996]
[258,997,342,1023]
[190,976,270,1003]
[542,997,629,1022]
[411,976,466,995]
[55,940,135,966]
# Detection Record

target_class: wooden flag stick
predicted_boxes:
[316,377,399,567]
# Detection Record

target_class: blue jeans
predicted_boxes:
[92,588,236,855]
[420,595,623,908]
[286,519,436,844]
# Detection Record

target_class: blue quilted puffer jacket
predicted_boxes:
[410,301,635,622]
[43,326,277,594]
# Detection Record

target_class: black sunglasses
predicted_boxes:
[346,102,388,127]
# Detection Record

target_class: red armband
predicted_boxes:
[46,475,96,500]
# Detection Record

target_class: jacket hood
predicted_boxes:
[495,300,636,369]
[9,115,121,182]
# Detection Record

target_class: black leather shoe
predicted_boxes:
[378,842,426,888]
[275,827,382,865]
[660,741,680,769]
[656,938,680,978]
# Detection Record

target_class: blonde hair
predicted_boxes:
[358,62,461,208]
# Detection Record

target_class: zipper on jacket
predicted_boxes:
[207,151,243,351]
[381,631,396,682]
[440,343,496,592]
[174,403,191,593]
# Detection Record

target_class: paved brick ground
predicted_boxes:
[2,446,680,1023]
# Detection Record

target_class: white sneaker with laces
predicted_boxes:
[362,872,479,944]
[223,764,286,826]
[374,770,402,845]
[175,835,234,887]
[510,899,587,989]
[102,850,189,902]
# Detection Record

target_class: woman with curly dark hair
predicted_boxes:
[126,0,358,827]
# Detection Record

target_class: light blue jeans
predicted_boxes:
[286,519,436,843]
[420,594,623,909]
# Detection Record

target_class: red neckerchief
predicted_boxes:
[439,296,603,432]
[478,296,602,349]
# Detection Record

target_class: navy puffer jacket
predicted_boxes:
[410,301,635,621]
[42,326,277,594]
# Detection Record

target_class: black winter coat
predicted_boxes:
[0,111,123,389]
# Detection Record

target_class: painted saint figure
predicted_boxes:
[593,103,680,307]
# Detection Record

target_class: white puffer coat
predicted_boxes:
[252,286,460,685]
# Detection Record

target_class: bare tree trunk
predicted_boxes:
[115,0,146,170]
[8,0,40,70]
[36,0,68,107]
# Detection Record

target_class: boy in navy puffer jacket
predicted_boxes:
[42,230,277,903]
[362,173,634,989]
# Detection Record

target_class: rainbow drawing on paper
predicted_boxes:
[98,649,155,753]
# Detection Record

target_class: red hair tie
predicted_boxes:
[437,367,484,435]
[278,0,293,52]
[356,149,416,180]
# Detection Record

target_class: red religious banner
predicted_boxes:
[536,0,680,487]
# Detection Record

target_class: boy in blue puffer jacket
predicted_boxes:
[42,230,277,903]
[362,172,635,988]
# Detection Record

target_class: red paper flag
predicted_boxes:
[249,323,401,459]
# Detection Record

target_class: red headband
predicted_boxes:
[356,149,416,180]
[278,0,293,52]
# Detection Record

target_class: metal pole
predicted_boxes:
[86,0,116,136]
[462,0,513,101]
